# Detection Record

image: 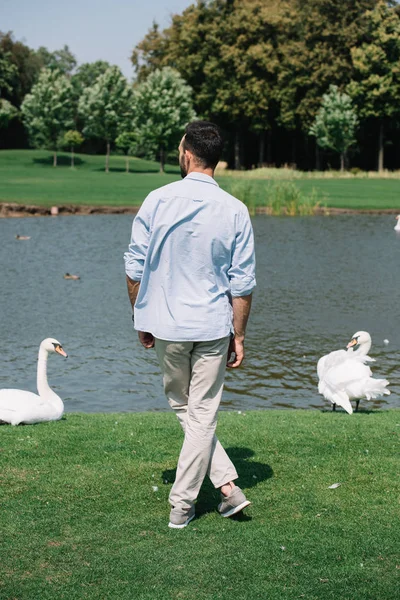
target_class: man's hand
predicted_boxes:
[138,331,155,349]
[227,336,244,368]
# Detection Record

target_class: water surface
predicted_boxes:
[0,214,398,412]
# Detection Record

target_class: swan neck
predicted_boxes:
[37,347,52,397]
[354,340,371,356]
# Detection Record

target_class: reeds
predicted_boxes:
[229,180,325,216]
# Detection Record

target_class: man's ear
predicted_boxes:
[184,149,193,161]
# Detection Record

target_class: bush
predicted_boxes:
[350,167,362,175]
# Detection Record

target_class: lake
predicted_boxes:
[0,214,398,413]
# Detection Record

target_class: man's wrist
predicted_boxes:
[234,333,245,342]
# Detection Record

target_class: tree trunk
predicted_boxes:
[315,142,320,171]
[291,137,296,166]
[159,147,165,173]
[105,141,110,173]
[340,152,345,172]
[258,133,265,167]
[266,129,272,164]
[378,121,384,172]
[71,145,74,169]
[53,151,57,167]
[234,131,241,170]
[126,156,129,173]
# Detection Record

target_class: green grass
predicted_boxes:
[0,150,180,207]
[1,410,399,599]
[227,178,400,210]
[0,149,400,209]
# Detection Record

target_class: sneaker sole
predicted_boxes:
[168,513,195,529]
[219,500,251,518]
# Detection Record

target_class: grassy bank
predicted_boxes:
[1,150,400,210]
[1,410,399,599]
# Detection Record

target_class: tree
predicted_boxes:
[62,130,84,168]
[131,22,168,82]
[309,85,358,170]
[132,67,196,172]
[347,1,400,171]
[132,1,267,168]
[36,44,77,75]
[0,31,43,107]
[21,69,74,166]
[72,61,112,92]
[78,66,133,173]
[0,98,18,142]
[131,1,380,168]
[0,49,17,97]
[274,0,379,134]
[116,131,137,173]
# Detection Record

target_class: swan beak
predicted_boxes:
[347,338,358,349]
[55,345,68,358]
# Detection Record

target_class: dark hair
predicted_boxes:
[183,121,224,169]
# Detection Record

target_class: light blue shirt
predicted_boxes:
[124,172,256,341]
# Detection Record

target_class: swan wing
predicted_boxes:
[323,357,389,402]
[325,359,372,389]
[0,389,45,425]
[317,350,355,413]
[317,349,347,379]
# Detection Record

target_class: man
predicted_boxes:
[124,121,256,529]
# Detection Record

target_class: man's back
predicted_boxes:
[125,121,255,528]
[124,172,255,341]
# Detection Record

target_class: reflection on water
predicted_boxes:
[0,214,398,412]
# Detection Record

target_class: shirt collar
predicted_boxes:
[184,172,219,187]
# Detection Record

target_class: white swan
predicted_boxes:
[317,331,390,414]
[0,338,67,425]
[395,215,400,231]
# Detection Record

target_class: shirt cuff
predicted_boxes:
[230,276,256,297]
[125,266,142,281]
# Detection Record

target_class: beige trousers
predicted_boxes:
[155,336,238,511]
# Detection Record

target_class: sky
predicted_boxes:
[1,0,194,79]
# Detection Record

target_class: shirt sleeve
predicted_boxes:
[124,201,151,281]
[228,208,256,297]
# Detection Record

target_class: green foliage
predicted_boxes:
[61,130,84,168]
[274,0,378,131]
[0,48,17,97]
[115,131,136,154]
[0,411,399,599]
[36,44,77,75]
[0,98,18,129]
[0,31,43,107]
[71,60,112,95]
[79,66,131,143]
[116,131,138,172]
[229,179,325,215]
[266,182,324,216]
[348,1,400,121]
[310,85,359,169]
[132,0,379,137]
[20,69,74,160]
[132,67,196,171]
[62,130,84,148]
[347,1,400,169]
[78,66,133,171]
[133,1,278,138]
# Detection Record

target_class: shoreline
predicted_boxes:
[0,202,140,218]
[0,201,399,218]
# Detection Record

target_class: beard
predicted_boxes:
[179,154,188,178]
